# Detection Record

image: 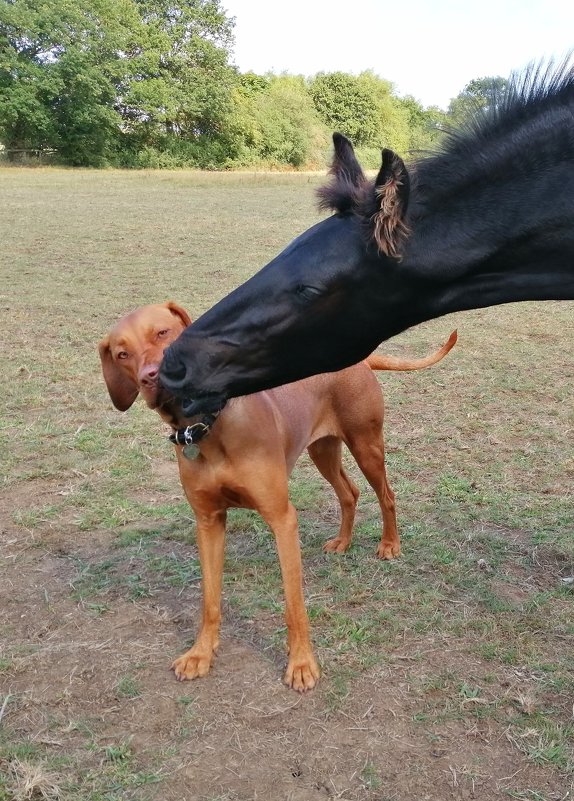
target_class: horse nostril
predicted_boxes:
[160,349,188,387]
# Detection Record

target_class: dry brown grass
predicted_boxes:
[6,758,62,801]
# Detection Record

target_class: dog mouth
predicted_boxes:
[149,386,185,425]
[140,381,162,406]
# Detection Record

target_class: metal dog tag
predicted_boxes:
[183,443,200,460]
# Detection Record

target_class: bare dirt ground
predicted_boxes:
[2,474,573,801]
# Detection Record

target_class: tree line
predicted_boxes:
[0,0,506,168]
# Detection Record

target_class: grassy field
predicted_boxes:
[0,167,573,801]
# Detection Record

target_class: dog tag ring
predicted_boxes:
[183,443,200,460]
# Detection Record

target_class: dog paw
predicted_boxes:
[171,649,213,681]
[323,537,350,554]
[283,654,320,692]
[376,540,401,560]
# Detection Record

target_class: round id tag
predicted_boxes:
[183,443,200,460]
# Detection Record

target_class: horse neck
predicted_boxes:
[402,125,574,318]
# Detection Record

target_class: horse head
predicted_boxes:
[161,61,574,414]
[160,134,419,415]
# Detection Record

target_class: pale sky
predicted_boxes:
[222,0,573,109]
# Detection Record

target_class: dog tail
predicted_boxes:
[366,330,457,371]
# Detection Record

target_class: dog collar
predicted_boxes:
[169,412,219,459]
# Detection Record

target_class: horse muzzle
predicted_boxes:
[158,346,226,416]
[180,392,228,417]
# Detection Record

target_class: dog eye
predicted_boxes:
[296,285,322,301]
[157,329,170,338]
[117,351,129,360]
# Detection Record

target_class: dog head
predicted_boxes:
[99,302,191,413]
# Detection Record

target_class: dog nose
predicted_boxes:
[139,365,159,387]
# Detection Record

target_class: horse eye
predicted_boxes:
[296,285,322,301]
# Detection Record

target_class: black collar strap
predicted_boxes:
[169,412,219,447]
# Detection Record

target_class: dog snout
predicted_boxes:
[139,364,159,387]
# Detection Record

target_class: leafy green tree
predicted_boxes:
[52,49,124,165]
[123,0,237,141]
[0,0,139,162]
[355,71,410,154]
[448,76,508,126]
[229,73,327,168]
[309,71,380,147]
[254,75,327,167]
[0,0,238,165]
[309,70,416,163]
[397,95,447,153]
[0,59,56,155]
[223,72,271,165]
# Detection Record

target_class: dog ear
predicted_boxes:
[165,301,192,329]
[98,337,139,411]
[372,148,410,258]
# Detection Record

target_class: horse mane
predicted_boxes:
[413,56,574,205]
[317,56,574,226]
[437,57,574,149]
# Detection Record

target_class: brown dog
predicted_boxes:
[99,302,456,691]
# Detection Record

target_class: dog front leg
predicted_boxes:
[263,501,320,692]
[172,508,226,681]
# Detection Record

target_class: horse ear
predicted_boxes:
[165,301,192,329]
[372,148,410,258]
[98,337,139,411]
[317,133,366,213]
[331,132,366,187]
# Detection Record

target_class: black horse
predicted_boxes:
[160,60,574,416]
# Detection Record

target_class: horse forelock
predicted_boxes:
[316,174,365,214]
